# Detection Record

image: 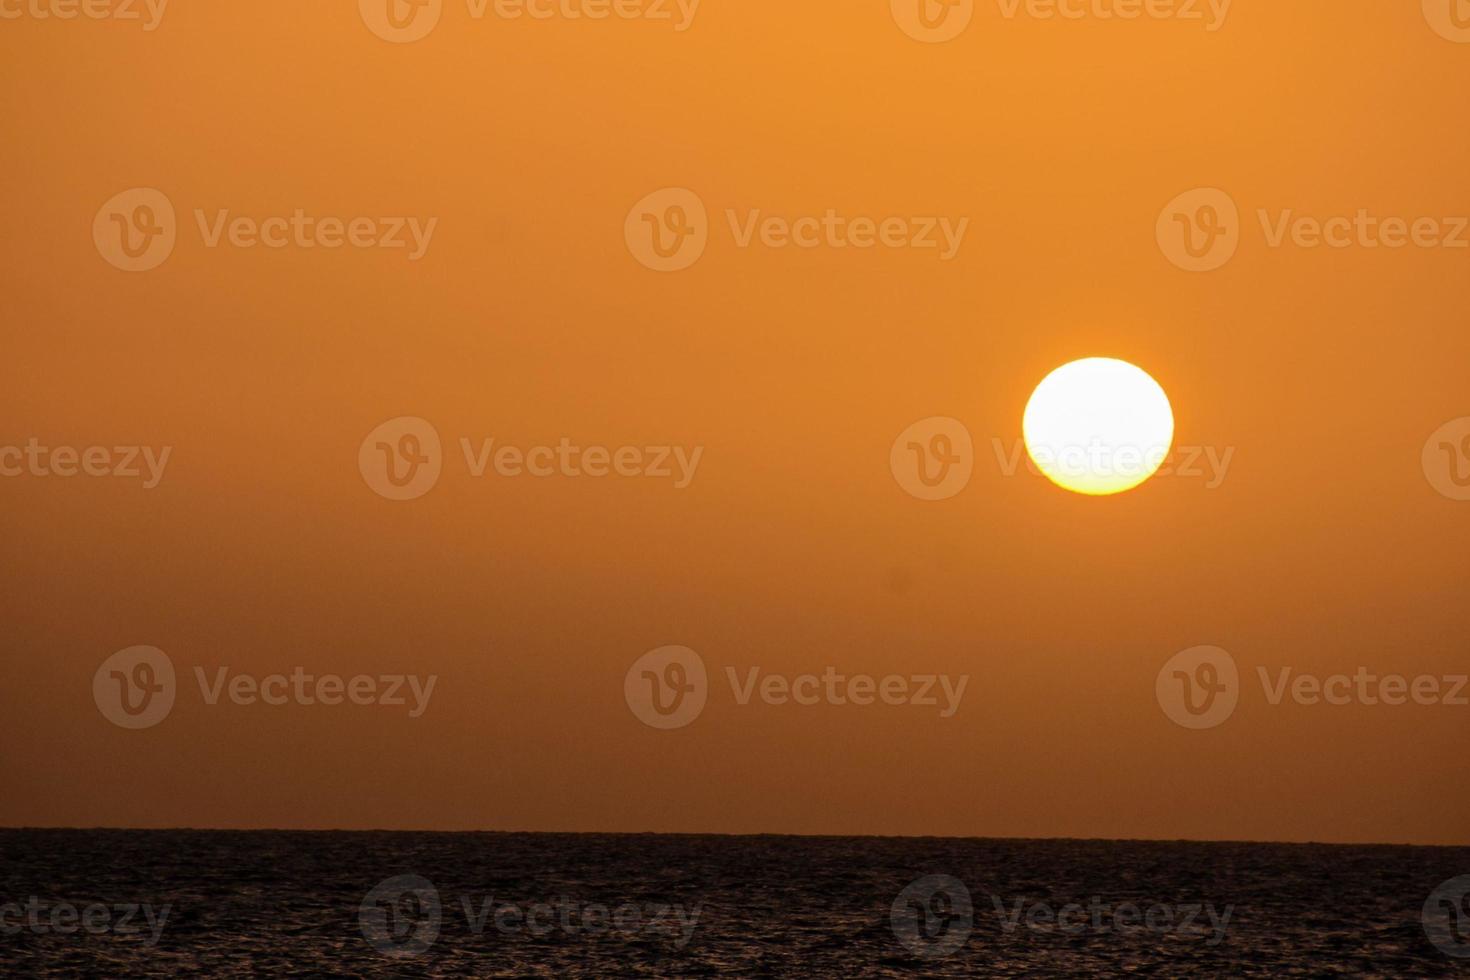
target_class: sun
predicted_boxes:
[1023,358,1175,496]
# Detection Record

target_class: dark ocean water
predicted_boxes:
[1,829,1468,977]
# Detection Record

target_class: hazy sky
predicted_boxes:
[3,2,1468,845]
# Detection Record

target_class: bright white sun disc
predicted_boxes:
[1022,358,1174,496]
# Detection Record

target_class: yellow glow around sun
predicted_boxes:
[1023,358,1175,496]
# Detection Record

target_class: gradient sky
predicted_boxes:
[2,1,1468,845]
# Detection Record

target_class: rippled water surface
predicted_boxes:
[1,829,1468,976]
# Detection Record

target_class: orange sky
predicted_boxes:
[2,1,1468,845]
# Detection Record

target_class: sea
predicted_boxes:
[1,829,1467,977]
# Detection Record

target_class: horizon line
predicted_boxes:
[3,825,1466,849]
